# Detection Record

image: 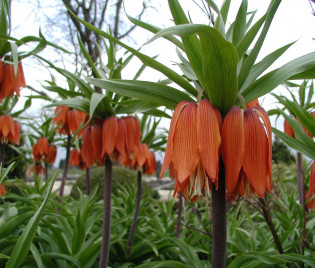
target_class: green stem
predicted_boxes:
[127,170,142,256]
[176,193,183,238]
[59,134,71,198]
[99,157,112,268]
[44,163,48,181]
[296,152,305,207]
[211,160,226,268]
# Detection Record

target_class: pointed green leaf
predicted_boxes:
[66,8,197,97]
[5,173,57,268]
[242,52,315,102]
[87,78,193,109]
[232,0,248,46]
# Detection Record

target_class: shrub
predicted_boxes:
[70,165,151,200]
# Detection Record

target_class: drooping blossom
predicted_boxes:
[27,163,45,176]
[32,138,57,164]
[81,124,103,167]
[221,106,272,199]
[44,145,57,164]
[0,61,26,101]
[53,105,87,136]
[307,161,315,210]
[246,98,260,109]
[69,148,86,170]
[283,112,315,139]
[160,99,222,201]
[0,184,6,196]
[0,115,20,145]
[121,143,156,175]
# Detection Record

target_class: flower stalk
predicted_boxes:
[127,170,142,256]
[211,159,226,268]
[59,134,71,197]
[86,167,91,195]
[99,157,113,268]
[176,193,183,238]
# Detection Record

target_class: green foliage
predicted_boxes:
[70,166,150,201]
[272,137,295,164]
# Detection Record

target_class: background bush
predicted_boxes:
[70,165,152,200]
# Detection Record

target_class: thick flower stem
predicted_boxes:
[212,160,226,268]
[176,193,183,238]
[86,167,91,195]
[258,198,284,254]
[127,170,142,256]
[59,134,71,198]
[99,157,112,268]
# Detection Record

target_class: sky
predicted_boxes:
[9,0,315,164]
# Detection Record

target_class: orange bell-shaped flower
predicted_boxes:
[307,161,315,210]
[222,106,272,199]
[44,145,57,164]
[246,98,260,109]
[70,148,86,170]
[37,137,49,156]
[0,115,20,145]
[0,184,6,196]
[82,124,103,167]
[28,164,45,176]
[160,99,221,200]
[0,61,3,84]
[284,118,295,138]
[0,62,25,101]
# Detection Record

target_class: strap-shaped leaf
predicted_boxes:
[66,8,197,97]
[89,92,114,119]
[150,24,238,114]
[238,0,281,89]
[5,173,57,268]
[168,0,204,86]
[240,42,294,91]
[232,0,248,46]
[46,98,90,114]
[242,52,315,102]
[87,78,193,109]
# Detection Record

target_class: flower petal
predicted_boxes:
[160,100,189,178]
[243,109,269,198]
[91,124,103,165]
[102,116,117,158]
[197,99,221,183]
[172,102,199,183]
[284,118,294,138]
[115,118,127,158]
[221,106,244,196]
[82,127,94,167]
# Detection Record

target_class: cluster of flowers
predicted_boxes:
[0,115,20,146]
[160,99,272,201]
[28,137,57,175]
[0,61,25,102]
[284,115,315,210]
[54,105,156,175]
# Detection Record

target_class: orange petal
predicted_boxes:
[243,109,269,198]
[115,118,127,158]
[91,124,103,165]
[0,184,6,196]
[82,127,95,167]
[124,116,136,154]
[8,121,20,145]
[2,116,13,137]
[221,106,244,196]
[133,116,142,149]
[102,116,118,158]
[18,61,26,88]
[246,99,260,109]
[37,138,49,156]
[197,99,221,183]
[253,106,273,192]
[44,145,57,164]
[70,149,81,166]
[160,101,189,178]
[172,102,199,183]
[283,118,294,138]
[0,64,15,99]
